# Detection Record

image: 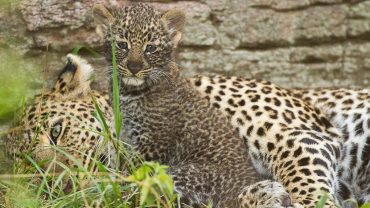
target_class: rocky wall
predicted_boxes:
[1,0,370,92]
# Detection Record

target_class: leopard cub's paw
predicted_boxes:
[239,180,303,208]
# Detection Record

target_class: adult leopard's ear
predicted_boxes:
[53,54,94,98]
[161,8,186,47]
[92,4,115,38]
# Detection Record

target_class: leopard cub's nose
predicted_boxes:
[127,60,143,75]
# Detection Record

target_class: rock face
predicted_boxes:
[1,0,370,91]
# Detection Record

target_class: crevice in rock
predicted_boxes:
[178,45,214,51]
[236,35,370,51]
[347,31,370,40]
[248,0,369,13]
[290,56,334,64]
[209,12,223,28]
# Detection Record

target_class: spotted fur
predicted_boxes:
[93,2,298,207]
[4,54,117,172]
[291,88,370,204]
[5,2,361,207]
[5,53,300,207]
[190,75,344,207]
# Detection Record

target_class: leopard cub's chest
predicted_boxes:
[121,94,177,162]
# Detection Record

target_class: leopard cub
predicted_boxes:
[93,3,292,207]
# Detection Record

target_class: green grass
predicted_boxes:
[315,193,370,208]
[362,204,370,208]
[0,48,41,123]
[0,0,21,10]
[0,155,177,207]
[0,45,42,175]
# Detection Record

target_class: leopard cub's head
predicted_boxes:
[93,3,185,88]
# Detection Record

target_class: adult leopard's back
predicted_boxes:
[291,88,370,204]
[190,75,343,207]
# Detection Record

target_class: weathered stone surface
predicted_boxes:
[343,42,370,87]
[17,0,216,50]
[20,0,107,31]
[247,0,343,11]
[18,0,113,51]
[215,2,349,49]
[151,2,217,46]
[247,0,311,10]
[347,1,370,37]
[0,0,369,92]
[290,45,343,63]
[231,9,295,48]
[293,5,347,43]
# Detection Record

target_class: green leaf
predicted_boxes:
[71,45,84,55]
[157,173,174,195]
[139,184,149,206]
[361,203,370,208]
[71,44,100,57]
[144,193,156,207]
[315,193,328,208]
[134,165,152,181]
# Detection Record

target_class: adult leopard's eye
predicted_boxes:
[117,42,128,50]
[145,44,157,53]
[50,122,62,145]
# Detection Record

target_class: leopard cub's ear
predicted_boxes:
[161,8,186,48]
[92,4,115,38]
[53,54,94,98]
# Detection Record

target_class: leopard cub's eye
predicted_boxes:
[117,42,128,50]
[145,44,157,53]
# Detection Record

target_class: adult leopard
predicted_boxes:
[190,76,370,204]
[291,88,370,204]
[189,75,345,207]
[6,58,361,207]
[189,76,370,205]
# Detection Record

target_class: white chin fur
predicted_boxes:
[122,77,145,86]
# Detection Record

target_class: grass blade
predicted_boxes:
[110,40,122,139]
[71,45,100,57]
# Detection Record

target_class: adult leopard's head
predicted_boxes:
[4,54,116,172]
[93,3,185,89]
